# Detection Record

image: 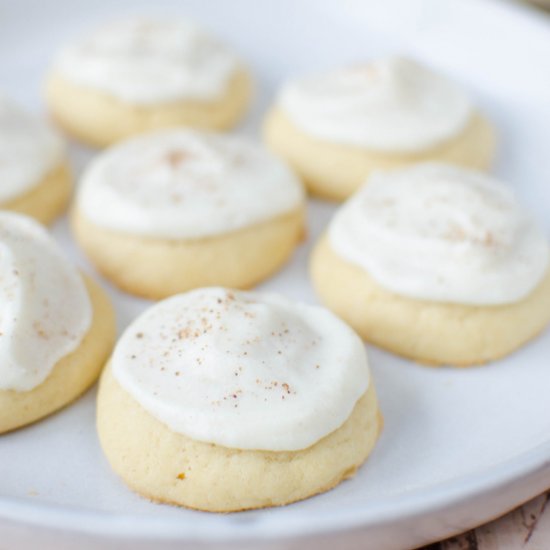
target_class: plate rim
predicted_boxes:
[1,421,549,542]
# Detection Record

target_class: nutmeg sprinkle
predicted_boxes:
[0,212,92,392]
[77,123,305,257]
[329,163,550,306]
[111,287,370,451]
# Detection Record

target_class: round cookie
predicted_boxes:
[311,164,550,365]
[97,287,381,512]
[72,129,305,299]
[0,96,71,224]
[0,213,115,433]
[98,365,380,512]
[46,18,252,147]
[263,57,496,201]
[312,235,550,366]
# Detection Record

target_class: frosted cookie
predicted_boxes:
[0,213,115,433]
[263,57,496,201]
[97,287,380,511]
[0,96,71,224]
[311,164,550,366]
[46,18,252,147]
[72,129,305,299]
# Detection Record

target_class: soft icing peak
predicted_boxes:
[53,18,241,104]
[278,57,472,152]
[112,287,370,451]
[0,213,92,391]
[329,163,549,305]
[0,96,64,203]
[77,129,304,239]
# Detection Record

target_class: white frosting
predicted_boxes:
[0,96,64,203]
[279,57,473,152]
[77,129,304,239]
[53,18,241,104]
[329,164,549,306]
[0,213,92,392]
[112,287,370,451]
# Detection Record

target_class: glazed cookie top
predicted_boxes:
[0,96,64,203]
[278,57,472,153]
[0,213,92,392]
[111,287,370,451]
[77,129,304,239]
[52,18,241,104]
[329,164,549,306]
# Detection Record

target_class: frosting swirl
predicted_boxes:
[278,57,472,152]
[0,96,64,203]
[52,18,241,104]
[112,287,370,451]
[0,213,92,391]
[329,164,549,305]
[77,129,304,239]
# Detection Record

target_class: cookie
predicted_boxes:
[0,213,115,433]
[263,57,495,201]
[72,129,305,299]
[0,96,71,223]
[97,287,381,512]
[46,18,252,147]
[311,164,550,365]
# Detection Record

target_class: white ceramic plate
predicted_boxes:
[1,1,549,548]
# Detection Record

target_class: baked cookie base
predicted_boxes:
[97,364,381,512]
[3,162,72,225]
[71,207,305,300]
[311,235,550,366]
[46,70,253,148]
[0,275,116,434]
[263,109,496,201]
